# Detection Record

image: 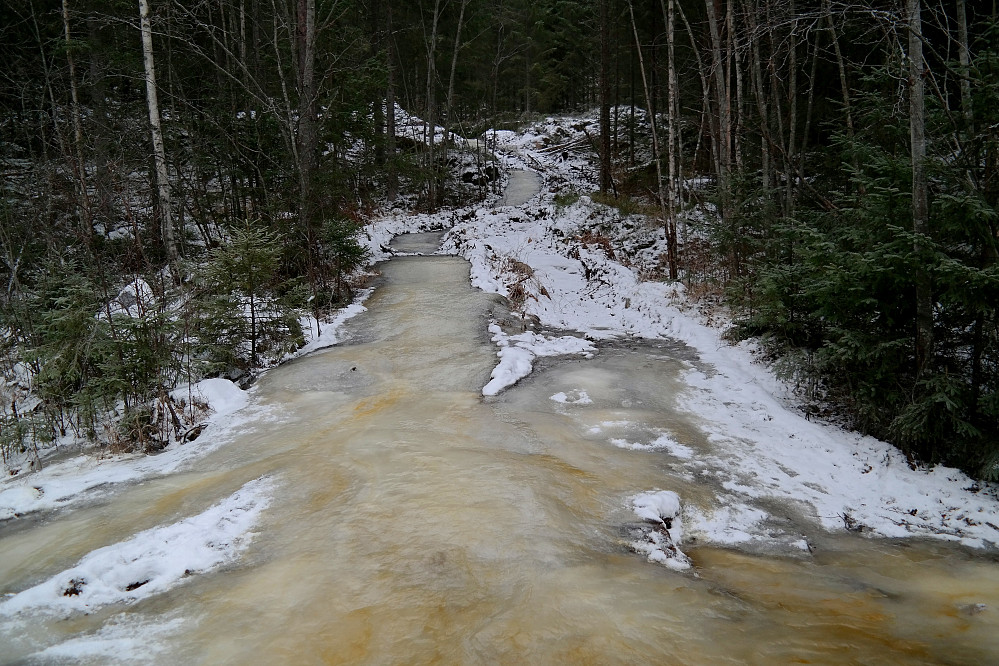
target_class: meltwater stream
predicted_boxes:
[3,229,999,664]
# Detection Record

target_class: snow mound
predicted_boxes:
[170,378,247,417]
[628,491,691,570]
[0,477,273,617]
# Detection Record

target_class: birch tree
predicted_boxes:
[139,0,178,263]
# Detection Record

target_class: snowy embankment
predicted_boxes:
[0,289,376,525]
[0,378,252,521]
[435,113,999,555]
[0,477,272,618]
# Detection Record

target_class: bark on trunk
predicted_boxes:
[705,0,730,217]
[628,0,673,279]
[139,0,177,263]
[908,0,933,373]
[599,0,613,194]
[62,0,90,237]
[957,0,973,133]
[424,0,442,208]
[824,0,859,187]
[296,0,318,287]
[386,1,398,201]
[444,0,469,149]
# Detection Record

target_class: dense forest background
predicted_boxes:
[1,0,997,479]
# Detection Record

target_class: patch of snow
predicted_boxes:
[295,289,372,357]
[482,323,595,396]
[0,477,272,617]
[684,501,769,546]
[549,389,592,405]
[611,432,695,459]
[103,278,154,319]
[33,616,185,663]
[629,490,691,570]
[1,383,262,522]
[633,490,682,523]
[170,378,247,417]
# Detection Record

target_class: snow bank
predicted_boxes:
[296,290,372,357]
[0,477,272,617]
[1,381,258,522]
[170,378,247,417]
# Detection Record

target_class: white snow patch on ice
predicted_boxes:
[611,432,695,458]
[482,323,595,396]
[0,476,273,618]
[684,502,770,546]
[629,491,691,570]
[33,616,185,663]
[550,389,592,405]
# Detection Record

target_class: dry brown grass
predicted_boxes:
[576,231,616,259]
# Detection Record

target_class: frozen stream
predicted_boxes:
[3,232,999,663]
[497,169,541,206]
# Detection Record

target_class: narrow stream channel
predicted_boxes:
[3,224,999,663]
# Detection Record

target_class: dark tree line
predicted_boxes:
[0,0,997,478]
[598,0,999,478]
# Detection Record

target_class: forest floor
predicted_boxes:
[3,111,999,572]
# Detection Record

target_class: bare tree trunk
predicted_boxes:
[727,0,742,173]
[370,0,385,167]
[296,0,318,285]
[824,0,859,187]
[424,0,442,208]
[908,0,933,373]
[743,0,772,193]
[957,0,973,133]
[386,1,398,201]
[628,0,674,279]
[139,0,177,263]
[524,45,532,115]
[799,29,820,185]
[87,14,112,220]
[661,0,679,278]
[444,0,470,147]
[599,0,613,194]
[705,0,730,217]
[62,0,90,238]
[678,2,711,178]
[785,0,798,216]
